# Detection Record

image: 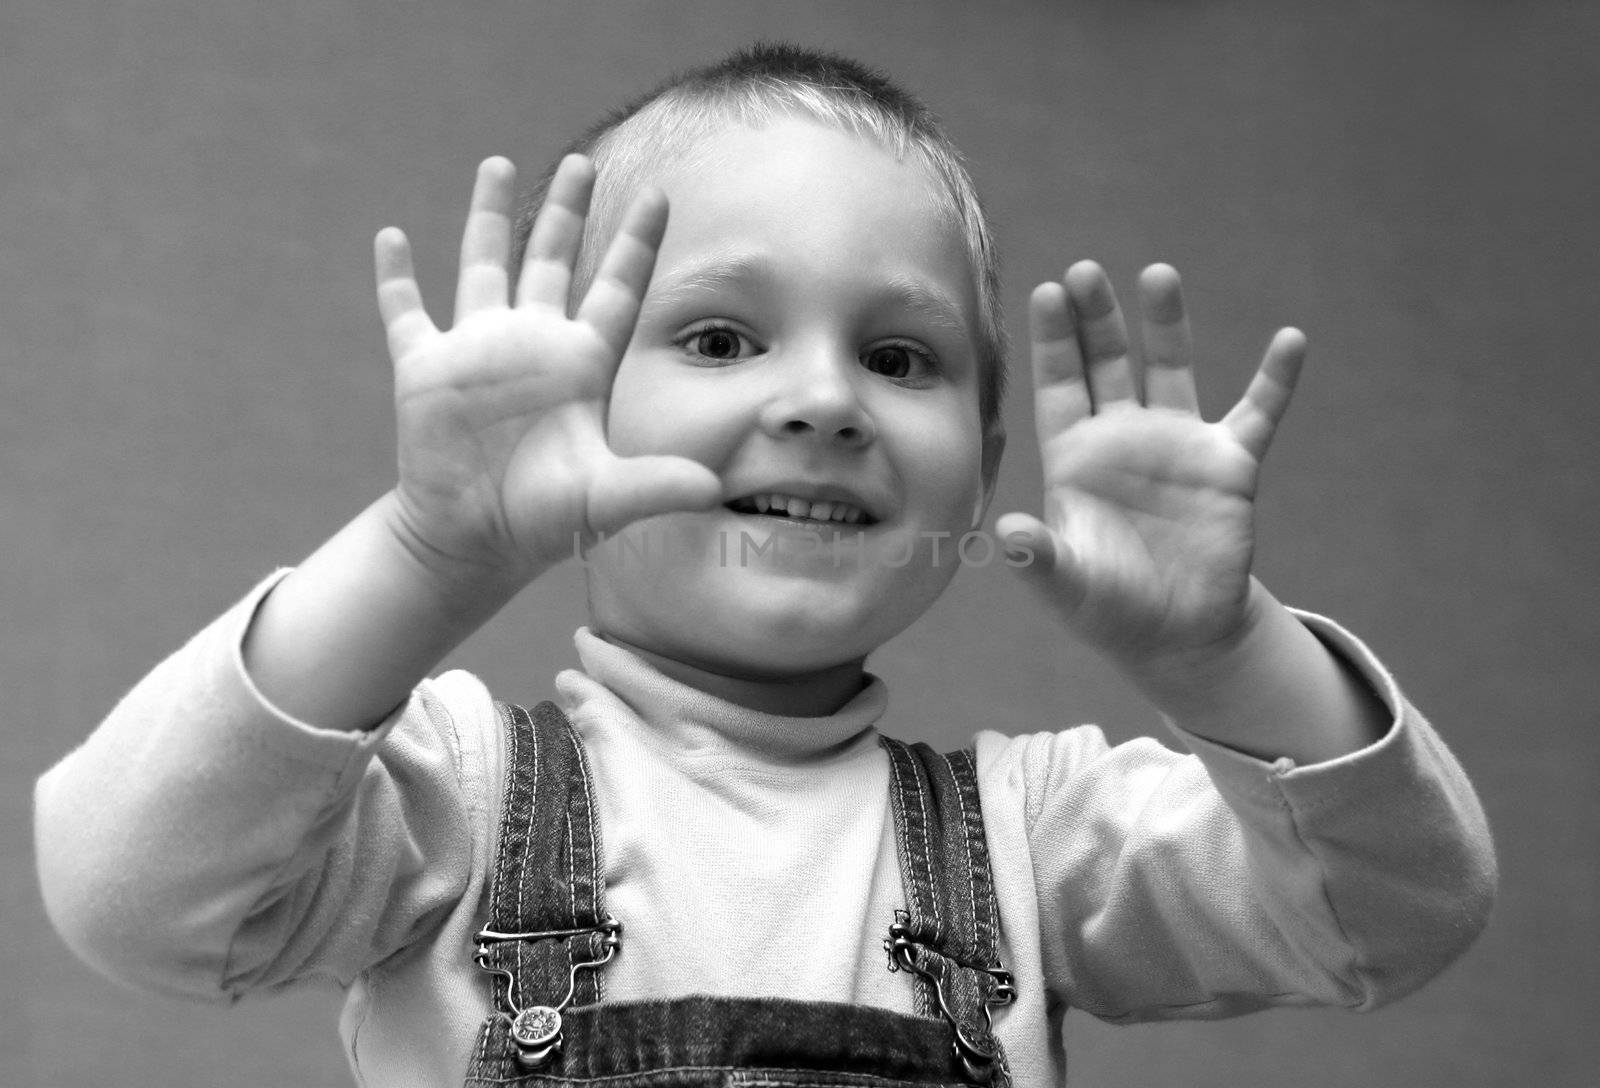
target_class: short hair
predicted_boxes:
[511,42,1007,431]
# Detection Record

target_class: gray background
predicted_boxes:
[5,2,1596,1085]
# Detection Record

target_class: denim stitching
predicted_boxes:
[882,740,936,1017]
[495,704,520,924]
[951,751,997,959]
[912,751,941,943]
[574,725,607,1002]
[516,707,540,1008]
[947,753,983,964]
[563,716,604,1004]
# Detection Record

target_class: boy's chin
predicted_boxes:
[582,516,969,675]
[590,582,913,683]
[646,598,890,674]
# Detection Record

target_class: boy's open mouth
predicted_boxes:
[725,493,878,526]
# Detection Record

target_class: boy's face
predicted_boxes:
[586,117,997,680]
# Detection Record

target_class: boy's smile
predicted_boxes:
[586,117,996,695]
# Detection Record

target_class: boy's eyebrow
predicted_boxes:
[880,273,970,336]
[644,250,773,310]
[644,252,972,335]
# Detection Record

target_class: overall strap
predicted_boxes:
[466,701,620,1082]
[882,737,1015,1087]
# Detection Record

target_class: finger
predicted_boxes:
[994,512,1084,612]
[1028,282,1093,440]
[374,227,437,360]
[453,157,518,319]
[1137,263,1200,414]
[1221,327,1307,461]
[1065,260,1140,409]
[586,455,721,537]
[516,154,596,310]
[574,187,670,358]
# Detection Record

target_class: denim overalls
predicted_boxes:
[464,701,1016,1088]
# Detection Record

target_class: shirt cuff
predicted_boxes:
[222,569,407,766]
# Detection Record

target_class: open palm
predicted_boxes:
[375,156,718,584]
[998,261,1305,664]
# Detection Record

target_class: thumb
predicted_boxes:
[994,512,1085,612]
[585,456,722,538]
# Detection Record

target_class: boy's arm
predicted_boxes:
[36,154,721,995]
[996,261,1386,763]
[36,578,498,1000]
[244,155,717,731]
[984,637,1494,1021]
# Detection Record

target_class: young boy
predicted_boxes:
[35,44,1494,1088]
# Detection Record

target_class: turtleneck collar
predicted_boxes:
[562,628,888,761]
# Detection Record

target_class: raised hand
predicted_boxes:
[375,155,720,589]
[997,261,1305,673]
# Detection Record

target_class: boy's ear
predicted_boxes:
[974,422,1006,526]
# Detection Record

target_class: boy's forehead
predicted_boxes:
[637,119,980,322]
[652,116,929,195]
[616,117,919,218]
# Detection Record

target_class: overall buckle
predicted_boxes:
[885,916,1015,1084]
[473,915,622,1068]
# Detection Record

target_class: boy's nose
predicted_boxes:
[757,351,876,448]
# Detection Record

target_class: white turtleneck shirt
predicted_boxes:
[35,573,1496,1088]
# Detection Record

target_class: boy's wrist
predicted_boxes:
[1111,580,1277,721]
[1111,582,1389,764]
[241,493,538,732]
[377,489,543,617]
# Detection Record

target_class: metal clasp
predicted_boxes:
[885,917,1015,1084]
[473,914,622,1068]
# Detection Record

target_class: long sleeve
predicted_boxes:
[33,574,499,1003]
[979,611,1496,1025]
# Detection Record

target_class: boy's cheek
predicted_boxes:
[910,435,989,528]
[604,386,677,457]
[604,352,720,459]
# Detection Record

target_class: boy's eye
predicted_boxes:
[862,343,935,381]
[683,325,758,362]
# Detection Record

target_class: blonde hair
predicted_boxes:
[512,43,1007,429]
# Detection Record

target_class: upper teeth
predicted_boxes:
[747,493,867,524]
